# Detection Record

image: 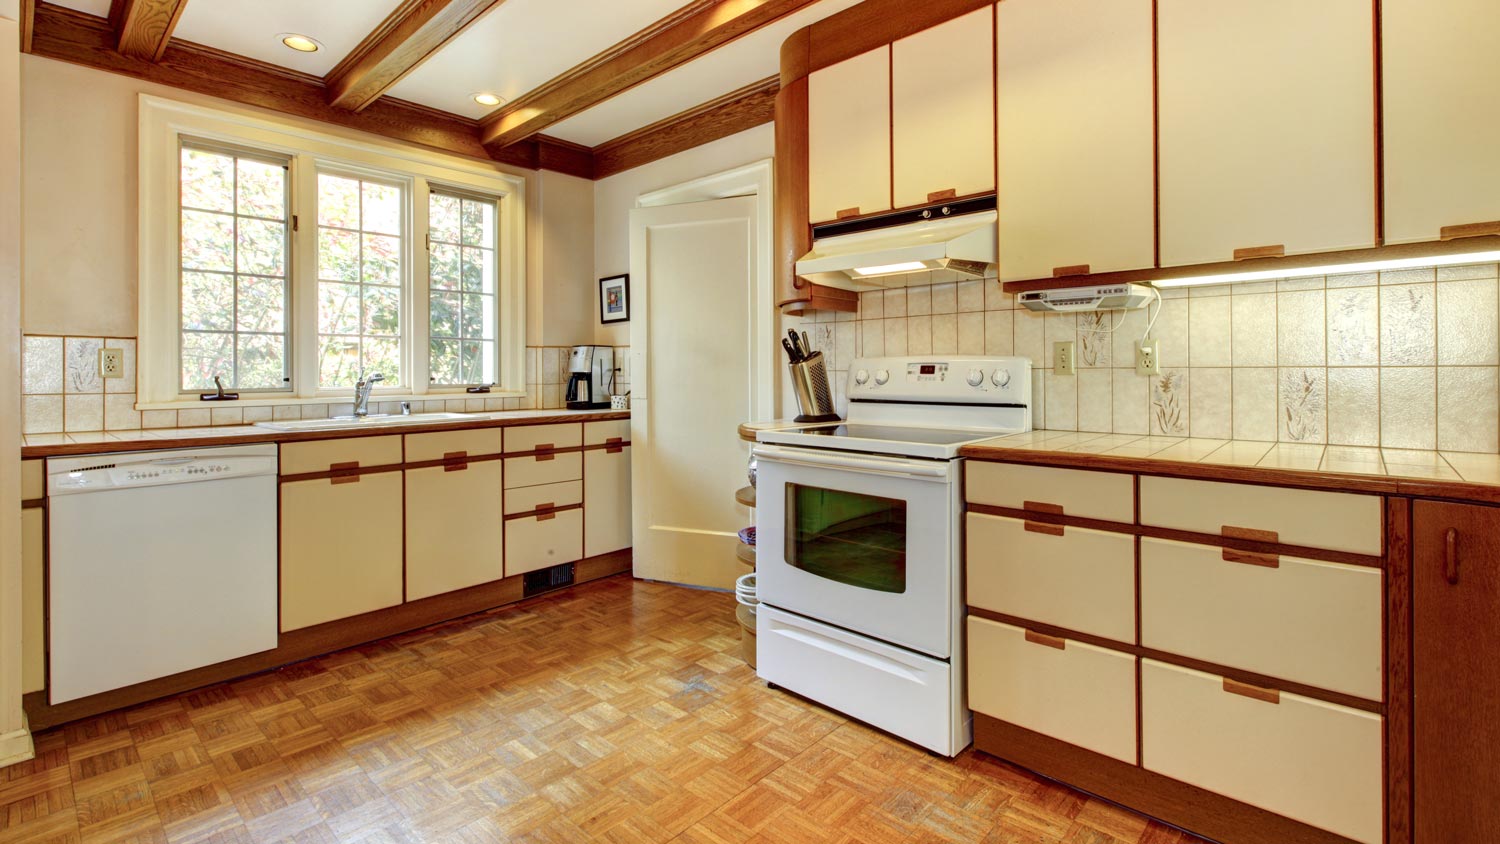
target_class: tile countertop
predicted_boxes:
[961,430,1500,503]
[21,409,630,459]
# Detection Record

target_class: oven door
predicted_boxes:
[752,443,959,659]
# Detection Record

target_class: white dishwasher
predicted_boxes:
[47,443,280,703]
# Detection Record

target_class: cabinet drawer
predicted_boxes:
[504,480,582,515]
[280,473,404,631]
[967,513,1135,642]
[967,462,1133,524]
[22,459,43,500]
[1141,538,1382,700]
[506,508,583,577]
[967,616,1137,763]
[1138,476,1382,555]
[1142,660,1383,844]
[506,423,581,454]
[584,419,630,447]
[505,451,582,489]
[406,427,504,463]
[281,436,402,476]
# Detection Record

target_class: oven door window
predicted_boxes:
[785,484,906,594]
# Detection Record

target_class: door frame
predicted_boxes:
[633,159,777,421]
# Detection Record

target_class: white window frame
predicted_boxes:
[138,94,526,408]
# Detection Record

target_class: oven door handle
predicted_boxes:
[751,444,951,480]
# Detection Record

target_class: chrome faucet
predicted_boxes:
[353,373,385,417]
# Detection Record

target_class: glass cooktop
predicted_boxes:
[781,424,994,446]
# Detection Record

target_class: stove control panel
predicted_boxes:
[847,356,1031,406]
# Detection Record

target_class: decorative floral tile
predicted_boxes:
[1151,369,1189,436]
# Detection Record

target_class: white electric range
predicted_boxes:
[752,355,1032,756]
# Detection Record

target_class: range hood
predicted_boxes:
[795,200,996,291]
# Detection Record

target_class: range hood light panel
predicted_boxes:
[1151,249,1500,288]
[852,261,929,277]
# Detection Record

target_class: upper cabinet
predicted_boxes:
[1157,0,1377,266]
[892,8,996,209]
[1383,0,1500,245]
[995,0,1155,282]
[808,47,892,224]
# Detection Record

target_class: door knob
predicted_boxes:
[1444,527,1461,585]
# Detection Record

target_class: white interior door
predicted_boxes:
[630,196,757,589]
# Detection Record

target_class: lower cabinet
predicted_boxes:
[21,507,45,694]
[584,445,631,558]
[1412,500,1500,842]
[280,471,404,631]
[506,509,584,576]
[405,460,504,601]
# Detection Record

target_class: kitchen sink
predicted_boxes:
[254,412,478,432]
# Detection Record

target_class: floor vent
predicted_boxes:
[523,563,575,597]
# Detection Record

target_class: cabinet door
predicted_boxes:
[280,472,404,631]
[22,508,44,694]
[1157,0,1376,266]
[584,446,631,558]
[1383,0,1500,244]
[1412,501,1500,841]
[892,7,994,209]
[808,46,891,223]
[996,0,1154,281]
[405,462,504,601]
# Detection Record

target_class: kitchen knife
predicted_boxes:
[802,331,812,356]
[782,337,800,363]
[787,329,804,360]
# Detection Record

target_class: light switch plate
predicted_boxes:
[99,348,124,379]
[1053,341,1076,376]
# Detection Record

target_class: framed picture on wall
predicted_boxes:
[599,274,630,324]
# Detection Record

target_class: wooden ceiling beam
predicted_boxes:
[479,0,817,148]
[592,75,776,179]
[325,0,506,112]
[109,0,191,62]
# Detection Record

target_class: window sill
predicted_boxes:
[136,391,526,411]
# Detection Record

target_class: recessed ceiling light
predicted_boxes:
[279,33,322,53]
[472,92,504,107]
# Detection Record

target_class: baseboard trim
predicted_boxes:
[0,719,35,768]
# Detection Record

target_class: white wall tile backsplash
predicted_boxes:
[20,339,630,434]
[784,262,1500,453]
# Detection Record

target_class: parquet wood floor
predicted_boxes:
[0,576,1207,844]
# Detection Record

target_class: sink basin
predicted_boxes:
[254,412,477,432]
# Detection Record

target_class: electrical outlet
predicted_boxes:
[99,347,124,380]
[1053,341,1076,376]
[1136,338,1161,376]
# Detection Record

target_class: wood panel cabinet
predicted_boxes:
[22,507,44,695]
[584,445,631,558]
[1412,501,1500,842]
[808,46,891,224]
[891,7,994,209]
[405,461,504,601]
[1382,0,1500,245]
[280,470,404,631]
[1157,0,1376,266]
[995,0,1154,282]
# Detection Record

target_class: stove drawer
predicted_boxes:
[968,616,1136,763]
[967,462,1133,524]
[758,606,962,756]
[966,513,1135,642]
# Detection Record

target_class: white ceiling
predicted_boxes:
[173,0,405,76]
[386,0,691,120]
[547,0,864,147]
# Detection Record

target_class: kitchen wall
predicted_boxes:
[793,261,1500,453]
[19,337,631,434]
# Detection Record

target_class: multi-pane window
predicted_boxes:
[428,191,498,385]
[316,173,405,388]
[178,143,290,391]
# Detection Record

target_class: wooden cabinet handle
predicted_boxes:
[1233,244,1285,261]
[1444,527,1461,585]
[1440,220,1500,241]
[1024,630,1066,650]
[927,188,957,203]
[1052,264,1091,278]
[1223,678,1280,704]
[330,461,360,485]
[443,451,469,472]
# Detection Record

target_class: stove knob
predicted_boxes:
[965,368,984,387]
[992,368,1011,388]
[874,369,891,386]
[854,369,870,385]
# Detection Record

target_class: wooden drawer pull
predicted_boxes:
[535,443,556,462]
[537,511,556,522]
[836,207,861,220]
[927,188,957,203]
[1024,521,1065,537]
[605,436,625,454]
[1024,630,1066,650]
[1052,264,1091,278]
[1023,501,1064,516]
[330,461,360,485]
[1223,677,1280,705]
[1221,525,1278,544]
[443,451,469,472]
[605,437,624,445]
[1440,220,1500,241]
[1222,547,1279,568]
[1021,501,1065,536]
[1233,244,1285,261]
[1444,527,1460,585]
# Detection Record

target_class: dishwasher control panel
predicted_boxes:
[47,444,280,494]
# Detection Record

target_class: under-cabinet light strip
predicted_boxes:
[1148,249,1500,288]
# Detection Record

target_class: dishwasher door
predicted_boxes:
[47,444,280,703]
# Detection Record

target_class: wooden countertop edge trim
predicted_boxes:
[20,412,631,458]
[738,422,763,442]
[968,607,1383,714]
